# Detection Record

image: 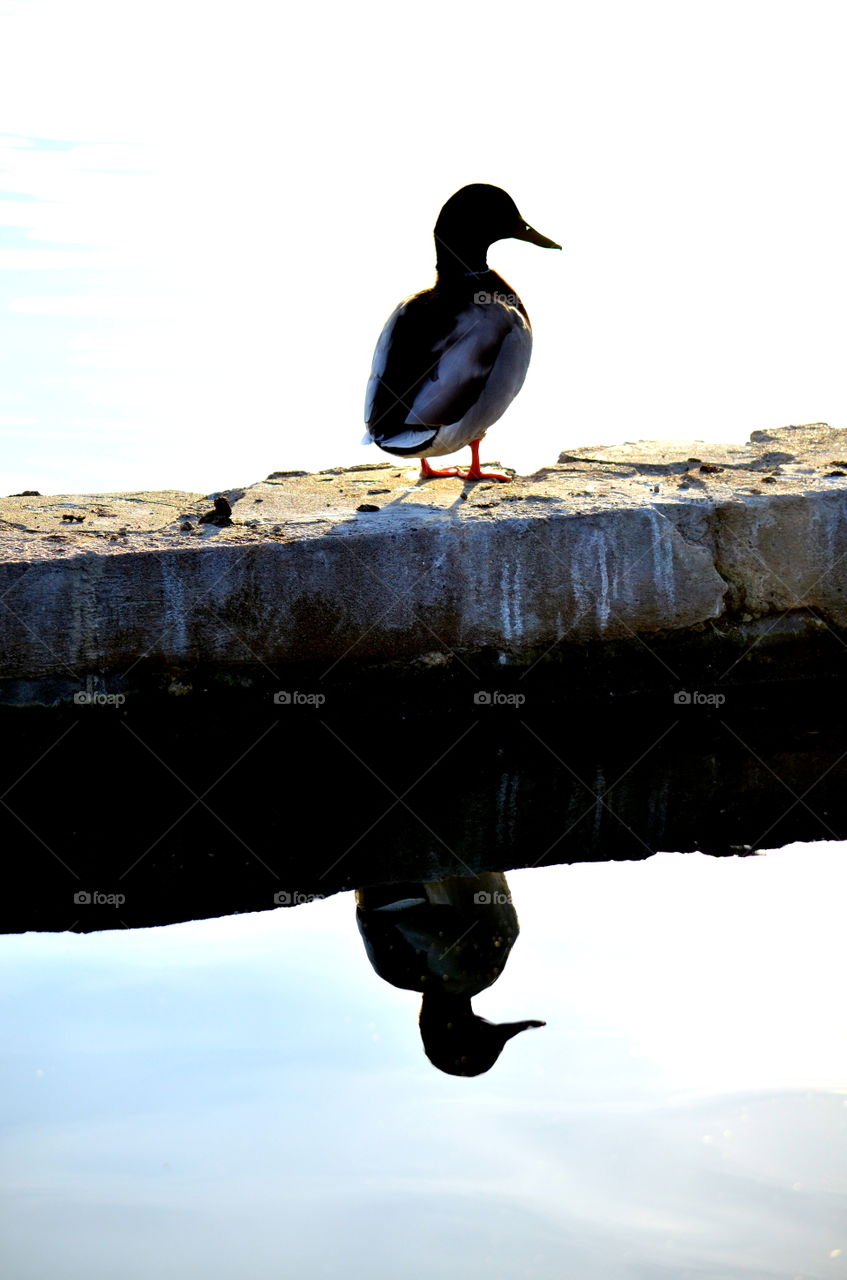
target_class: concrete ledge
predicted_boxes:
[2,423,847,703]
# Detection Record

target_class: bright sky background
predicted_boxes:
[2,0,847,495]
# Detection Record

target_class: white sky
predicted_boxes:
[1,0,847,494]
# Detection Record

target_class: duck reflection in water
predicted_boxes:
[356,872,545,1076]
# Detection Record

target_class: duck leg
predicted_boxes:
[419,457,462,479]
[420,440,512,483]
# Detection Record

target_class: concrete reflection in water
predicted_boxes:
[356,871,545,1075]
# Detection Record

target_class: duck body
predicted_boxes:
[355,873,521,996]
[363,184,560,481]
[365,271,532,464]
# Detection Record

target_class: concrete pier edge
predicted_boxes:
[2,423,847,707]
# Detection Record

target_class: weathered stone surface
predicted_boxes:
[2,424,847,701]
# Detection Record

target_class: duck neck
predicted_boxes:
[434,227,490,280]
[421,990,474,1019]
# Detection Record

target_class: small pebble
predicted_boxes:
[357,503,380,513]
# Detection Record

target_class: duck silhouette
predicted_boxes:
[356,872,545,1075]
[363,183,560,482]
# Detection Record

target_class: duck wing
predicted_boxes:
[365,293,518,452]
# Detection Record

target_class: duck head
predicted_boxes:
[419,991,546,1076]
[434,183,561,275]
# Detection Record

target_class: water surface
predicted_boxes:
[2,844,845,1278]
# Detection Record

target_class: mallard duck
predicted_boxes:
[363,183,560,482]
[356,874,545,1076]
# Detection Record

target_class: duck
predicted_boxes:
[356,873,545,1076]
[363,183,561,482]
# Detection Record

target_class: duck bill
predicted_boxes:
[514,220,561,250]
[499,1019,547,1042]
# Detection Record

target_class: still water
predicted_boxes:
[1,845,845,1279]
